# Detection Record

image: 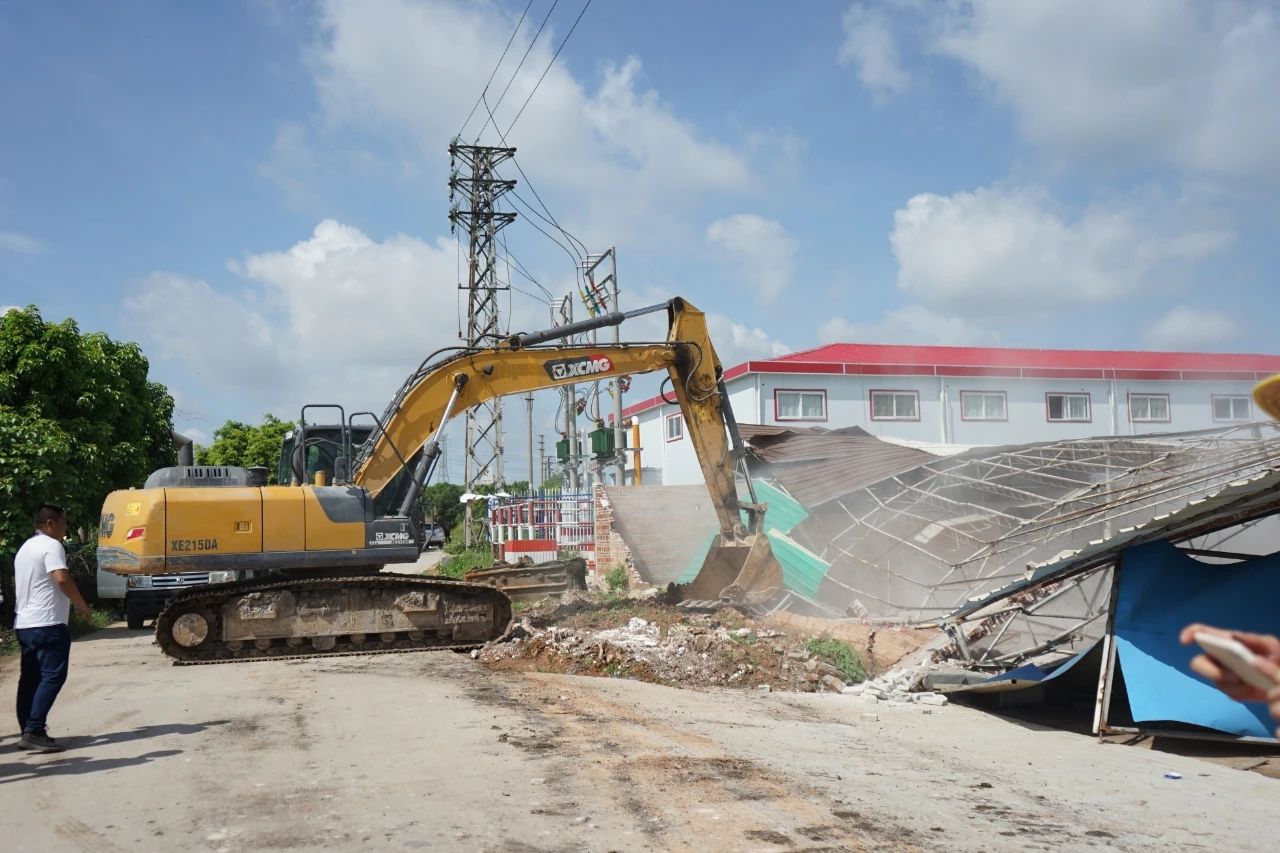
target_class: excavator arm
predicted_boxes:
[354,297,780,604]
[357,299,752,529]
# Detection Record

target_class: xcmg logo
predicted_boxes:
[543,354,613,381]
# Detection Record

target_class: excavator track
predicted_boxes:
[154,574,513,665]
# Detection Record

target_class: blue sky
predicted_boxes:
[3,0,1279,477]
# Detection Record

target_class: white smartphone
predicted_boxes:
[1194,632,1279,691]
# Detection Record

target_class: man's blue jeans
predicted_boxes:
[16,624,70,735]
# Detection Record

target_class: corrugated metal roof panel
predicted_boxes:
[753,479,808,534]
[952,466,1280,620]
[767,530,829,600]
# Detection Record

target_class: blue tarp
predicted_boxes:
[1114,540,1280,739]
[979,640,1099,687]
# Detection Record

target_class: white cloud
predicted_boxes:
[127,222,788,459]
[302,0,752,243]
[818,305,995,346]
[838,4,910,99]
[595,283,791,371]
[705,313,792,363]
[889,186,1233,318]
[128,221,472,416]
[1143,305,1240,351]
[936,0,1280,181]
[0,231,44,254]
[705,214,797,304]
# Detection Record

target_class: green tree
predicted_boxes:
[420,481,465,533]
[0,306,175,556]
[196,414,293,483]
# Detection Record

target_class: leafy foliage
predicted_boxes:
[604,563,629,592]
[805,637,867,684]
[437,546,495,579]
[196,414,293,483]
[0,306,175,557]
[421,481,465,534]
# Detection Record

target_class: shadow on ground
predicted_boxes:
[70,624,153,643]
[0,749,184,782]
[0,720,229,783]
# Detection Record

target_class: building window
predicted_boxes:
[1046,392,1090,422]
[960,391,1007,421]
[870,390,919,421]
[1212,395,1251,422]
[1128,393,1170,423]
[775,389,827,421]
[664,413,684,442]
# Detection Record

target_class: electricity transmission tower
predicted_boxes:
[449,141,516,545]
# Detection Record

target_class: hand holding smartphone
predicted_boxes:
[1194,632,1280,692]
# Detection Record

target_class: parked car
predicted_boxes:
[421,523,447,550]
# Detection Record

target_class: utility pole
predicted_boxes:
[449,141,516,545]
[583,248,623,484]
[554,295,581,491]
[524,392,534,490]
[537,434,545,490]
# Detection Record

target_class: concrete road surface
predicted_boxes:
[4,626,1280,851]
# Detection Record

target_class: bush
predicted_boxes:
[2,604,115,656]
[604,563,629,593]
[66,539,98,603]
[438,546,495,580]
[805,636,866,684]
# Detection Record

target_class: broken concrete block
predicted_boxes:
[916,693,949,706]
[842,684,864,695]
[815,661,844,680]
[755,684,772,693]
[820,674,847,693]
[862,694,880,705]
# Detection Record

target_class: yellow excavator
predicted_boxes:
[97,297,783,663]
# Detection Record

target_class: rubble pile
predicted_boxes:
[475,608,867,693]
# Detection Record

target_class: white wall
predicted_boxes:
[634,371,1262,485]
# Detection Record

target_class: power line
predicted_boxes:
[478,89,590,279]
[510,183,588,260]
[505,0,593,137]
[474,0,560,141]
[498,228,554,300]
[500,192,581,266]
[458,0,535,139]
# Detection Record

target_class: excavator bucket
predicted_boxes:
[673,533,784,608]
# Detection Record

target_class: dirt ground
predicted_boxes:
[4,616,1280,851]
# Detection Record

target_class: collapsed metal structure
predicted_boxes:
[775,423,1280,670]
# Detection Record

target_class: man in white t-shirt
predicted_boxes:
[13,504,91,753]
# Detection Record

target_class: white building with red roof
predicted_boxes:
[619,343,1280,486]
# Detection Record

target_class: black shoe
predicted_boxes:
[18,731,64,753]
